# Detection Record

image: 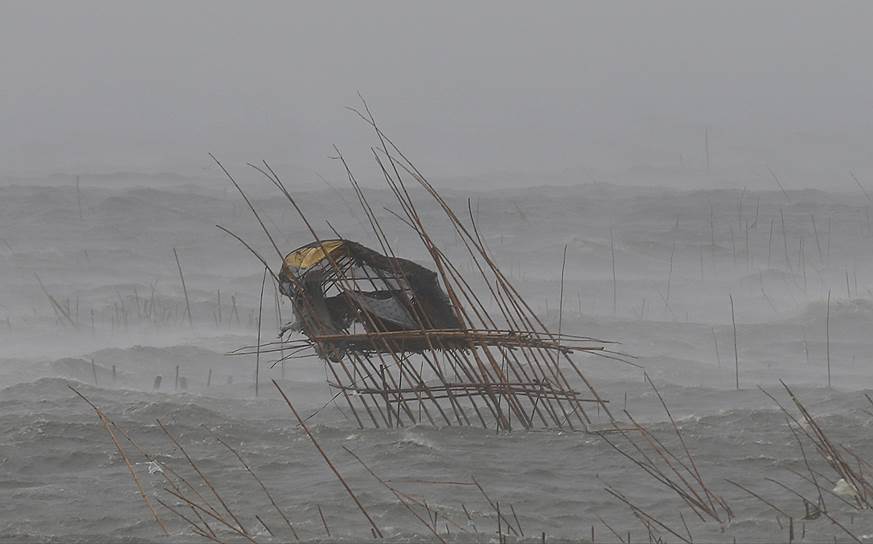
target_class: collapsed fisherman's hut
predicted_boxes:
[278,239,463,361]
[223,113,623,432]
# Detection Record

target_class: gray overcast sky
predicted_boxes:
[2,2,872,188]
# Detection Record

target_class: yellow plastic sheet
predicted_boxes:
[283,240,344,270]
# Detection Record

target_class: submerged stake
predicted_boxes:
[730,294,739,390]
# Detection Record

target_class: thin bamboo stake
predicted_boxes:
[210,153,283,261]
[712,328,721,367]
[769,166,790,202]
[597,515,626,544]
[173,248,193,328]
[157,419,249,536]
[343,446,447,544]
[605,487,691,544]
[255,514,273,536]
[34,273,77,328]
[724,479,790,517]
[162,488,257,544]
[730,294,739,390]
[272,279,285,379]
[826,289,831,388]
[666,240,676,305]
[153,498,217,543]
[471,476,519,536]
[255,266,267,397]
[811,214,823,263]
[317,504,330,537]
[644,373,728,519]
[558,244,567,337]
[272,379,383,537]
[850,171,872,204]
[780,210,791,271]
[215,225,278,283]
[610,228,617,315]
[213,434,299,541]
[68,386,169,535]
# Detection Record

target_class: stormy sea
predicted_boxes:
[4,174,873,543]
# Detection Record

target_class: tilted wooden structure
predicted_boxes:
[222,112,619,431]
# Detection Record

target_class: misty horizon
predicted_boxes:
[4,2,872,190]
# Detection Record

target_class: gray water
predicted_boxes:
[4,177,873,543]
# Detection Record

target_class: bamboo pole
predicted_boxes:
[730,294,739,390]
[173,248,193,328]
[610,228,617,315]
[255,266,267,397]
[214,434,299,541]
[558,244,567,338]
[68,386,169,535]
[826,289,831,388]
[273,380,383,537]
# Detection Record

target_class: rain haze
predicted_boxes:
[4,2,873,185]
[4,2,873,543]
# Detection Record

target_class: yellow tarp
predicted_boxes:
[283,240,345,270]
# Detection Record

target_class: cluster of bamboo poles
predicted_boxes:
[72,381,555,543]
[584,379,873,544]
[597,373,733,542]
[74,372,873,544]
[214,100,631,432]
[723,382,873,544]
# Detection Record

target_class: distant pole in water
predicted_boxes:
[826,216,832,260]
[666,240,676,305]
[317,505,331,537]
[174,365,179,391]
[207,368,212,387]
[826,289,831,388]
[730,294,739,390]
[255,266,267,397]
[610,228,617,315]
[558,244,567,337]
[91,358,98,386]
[769,166,790,203]
[712,328,721,368]
[811,214,823,264]
[173,248,193,328]
[112,364,116,384]
[780,209,791,272]
[800,238,807,292]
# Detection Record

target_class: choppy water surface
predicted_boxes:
[4,179,873,543]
